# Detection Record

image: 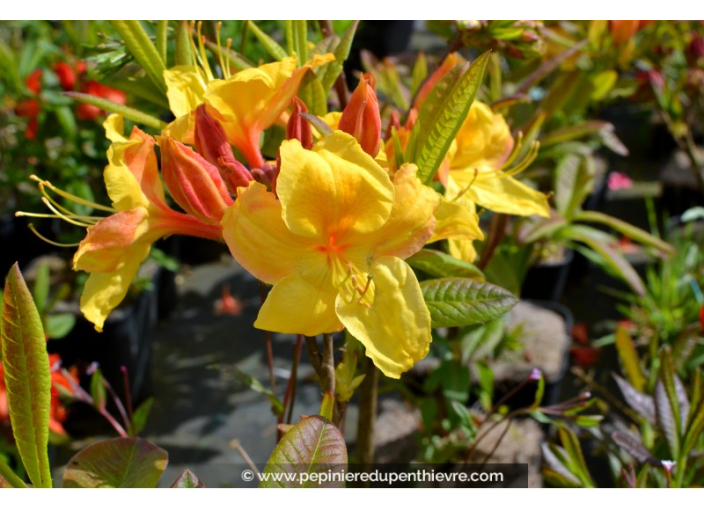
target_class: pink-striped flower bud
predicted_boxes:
[338,73,381,157]
[194,104,253,195]
[161,136,234,224]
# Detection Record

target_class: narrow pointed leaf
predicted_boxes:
[110,21,167,92]
[613,374,656,424]
[170,469,205,488]
[1,263,52,488]
[415,51,490,183]
[573,210,674,254]
[611,431,657,464]
[64,92,166,130]
[0,456,27,488]
[300,112,333,137]
[155,20,168,65]
[420,277,517,328]
[63,438,167,488]
[407,249,484,280]
[411,52,428,97]
[175,21,193,67]
[654,380,680,459]
[614,326,646,392]
[260,416,347,488]
[247,21,287,61]
[320,21,359,94]
[286,20,308,65]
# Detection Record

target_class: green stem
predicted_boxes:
[355,359,379,465]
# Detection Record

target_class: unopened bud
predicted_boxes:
[194,104,253,195]
[414,53,462,109]
[286,97,313,149]
[161,136,234,224]
[338,73,381,157]
[528,368,543,381]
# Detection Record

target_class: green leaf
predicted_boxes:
[32,261,50,314]
[320,21,359,94]
[129,397,154,436]
[554,154,593,219]
[45,313,75,340]
[615,326,646,392]
[414,51,490,183]
[247,21,287,61]
[300,112,333,137]
[64,92,167,130]
[90,368,107,410]
[407,250,485,280]
[573,210,674,255]
[560,225,645,296]
[299,74,327,116]
[175,21,193,67]
[218,365,284,416]
[590,70,618,101]
[391,127,406,169]
[110,21,167,92]
[0,456,27,488]
[285,20,308,65]
[1,263,52,488]
[557,426,594,488]
[411,52,428,97]
[170,469,205,488]
[63,437,167,488]
[320,392,335,421]
[260,416,347,488]
[156,20,168,65]
[420,277,518,329]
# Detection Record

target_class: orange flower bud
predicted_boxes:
[414,53,462,110]
[286,97,313,149]
[609,20,641,45]
[161,136,234,224]
[194,104,253,195]
[338,73,381,157]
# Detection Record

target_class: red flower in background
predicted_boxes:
[14,69,43,139]
[14,60,128,139]
[76,80,126,120]
[699,302,704,332]
[0,353,79,436]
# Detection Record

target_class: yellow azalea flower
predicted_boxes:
[445,100,549,218]
[163,45,333,169]
[72,115,222,331]
[222,132,439,378]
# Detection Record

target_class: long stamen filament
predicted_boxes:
[27,224,80,247]
[40,198,93,227]
[31,176,116,213]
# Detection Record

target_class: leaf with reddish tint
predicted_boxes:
[1,263,52,488]
[170,469,205,488]
[260,416,347,488]
[63,438,168,488]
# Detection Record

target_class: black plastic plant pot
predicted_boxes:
[49,285,158,406]
[521,249,574,302]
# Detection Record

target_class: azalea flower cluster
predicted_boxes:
[23,50,549,379]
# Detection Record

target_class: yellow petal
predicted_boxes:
[79,254,146,332]
[448,238,478,263]
[204,56,297,132]
[221,181,322,285]
[255,274,343,336]
[164,66,208,118]
[104,128,165,211]
[103,114,127,143]
[449,100,514,172]
[466,174,550,217]
[355,163,439,259]
[428,194,483,244]
[277,132,394,240]
[162,111,196,145]
[335,256,431,379]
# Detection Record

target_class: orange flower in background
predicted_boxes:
[609,20,653,45]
